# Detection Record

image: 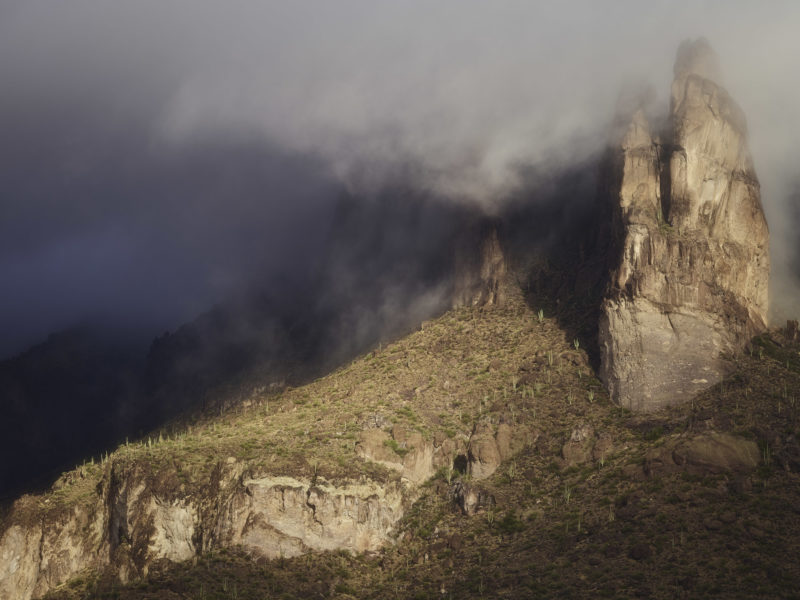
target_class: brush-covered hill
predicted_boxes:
[2,281,800,599]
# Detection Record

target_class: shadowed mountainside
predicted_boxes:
[0,328,146,497]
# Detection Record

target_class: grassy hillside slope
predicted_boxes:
[9,286,800,599]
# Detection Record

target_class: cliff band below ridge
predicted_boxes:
[0,463,406,600]
[599,38,770,412]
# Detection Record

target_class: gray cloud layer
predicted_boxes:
[1,0,798,355]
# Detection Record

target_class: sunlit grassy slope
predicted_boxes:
[21,285,800,599]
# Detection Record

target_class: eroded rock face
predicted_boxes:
[0,410,534,599]
[212,475,405,559]
[0,500,107,600]
[356,425,459,485]
[0,459,410,600]
[599,39,769,412]
[465,420,534,479]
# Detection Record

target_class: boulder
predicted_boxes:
[356,429,401,467]
[356,428,438,484]
[645,432,759,476]
[449,482,495,516]
[465,421,533,479]
[561,423,596,466]
[592,434,614,463]
[467,423,502,480]
[673,432,760,473]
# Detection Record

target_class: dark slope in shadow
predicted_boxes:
[500,155,612,371]
[0,328,147,499]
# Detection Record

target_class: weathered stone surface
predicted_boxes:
[495,423,514,461]
[0,411,531,600]
[467,423,502,479]
[673,432,760,473]
[599,39,769,412]
[465,421,533,479]
[357,429,404,469]
[645,432,759,476]
[0,459,410,600]
[217,475,404,558]
[592,434,614,463]
[356,426,456,485]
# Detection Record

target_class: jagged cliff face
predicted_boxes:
[600,39,770,412]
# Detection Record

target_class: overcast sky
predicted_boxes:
[1,1,798,356]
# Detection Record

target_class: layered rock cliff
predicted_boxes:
[0,458,411,600]
[0,404,530,599]
[599,39,770,412]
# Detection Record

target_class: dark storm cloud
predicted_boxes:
[0,84,337,356]
[1,1,799,357]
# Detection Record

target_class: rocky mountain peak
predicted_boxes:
[599,39,770,412]
[621,108,656,151]
[673,37,721,81]
[669,40,760,242]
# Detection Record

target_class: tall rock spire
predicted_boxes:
[599,39,770,412]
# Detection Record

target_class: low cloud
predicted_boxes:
[1,1,799,355]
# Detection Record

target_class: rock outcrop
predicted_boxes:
[599,39,770,412]
[0,460,408,600]
[448,482,495,516]
[356,425,459,484]
[0,417,531,599]
[452,222,507,308]
[466,421,534,480]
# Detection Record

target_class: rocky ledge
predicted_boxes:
[0,459,407,600]
[0,413,535,600]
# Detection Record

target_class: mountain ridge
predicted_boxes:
[2,281,799,599]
